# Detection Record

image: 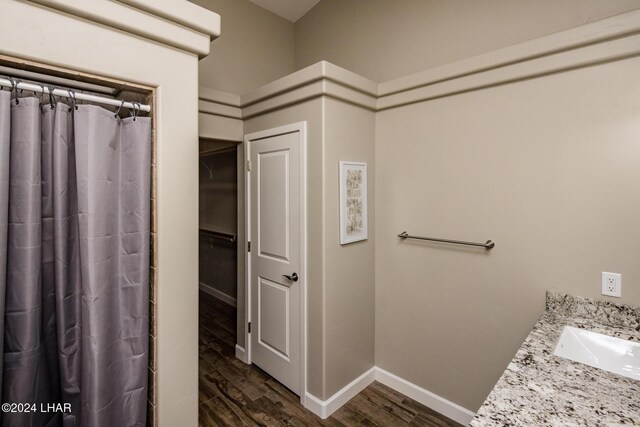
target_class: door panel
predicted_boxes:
[257,277,290,359]
[258,150,289,261]
[249,129,301,395]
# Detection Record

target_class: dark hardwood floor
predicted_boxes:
[199,291,462,427]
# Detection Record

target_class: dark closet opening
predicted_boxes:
[198,140,240,419]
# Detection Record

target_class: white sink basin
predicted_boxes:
[553,326,640,380]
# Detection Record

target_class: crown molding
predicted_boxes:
[199,10,640,118]
[117,0,221,39]
[199,86,241,107]
[199,61,378,120]
[378,9,640,97]
[240,61,378,107]
[26,0,220,58]
[377,31,640,110]
[199,99,242,119]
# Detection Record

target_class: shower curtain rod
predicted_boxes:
[0,76,151,113]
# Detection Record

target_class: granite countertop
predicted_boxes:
[470,291,640,426]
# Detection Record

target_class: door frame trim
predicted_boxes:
[243,122,308,402]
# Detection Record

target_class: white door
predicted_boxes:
[248,125,303,395]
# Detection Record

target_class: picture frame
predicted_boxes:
[339,161,368,245]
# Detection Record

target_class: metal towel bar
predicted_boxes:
[398,231,495,249]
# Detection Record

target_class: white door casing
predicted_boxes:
[245,123,306,398]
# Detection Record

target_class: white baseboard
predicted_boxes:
[302,366,475,424]
[199,282,237,307]
[375,367,476,426]
[304,367,376,419]
[235,345,249,364]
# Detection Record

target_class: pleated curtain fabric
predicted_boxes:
[0,91,151,427]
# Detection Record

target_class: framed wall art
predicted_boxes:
[339,161,368,244]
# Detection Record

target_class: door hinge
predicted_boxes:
[248,322,252,333]
[248,241,251,252]
[247,160,251,172]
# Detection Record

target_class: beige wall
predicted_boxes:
[323,98,375,397]
[243,97,376,400]
[292,2,640,410]
[197,1,640,415]
[191,0,295,94]
[375,56,640,411]
[199,112,243,141]
[295,0,640,82]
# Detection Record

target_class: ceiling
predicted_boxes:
[247,0,321,22]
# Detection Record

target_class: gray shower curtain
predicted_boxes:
[0,90,150,426]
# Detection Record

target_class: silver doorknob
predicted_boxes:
[282,272,298,282]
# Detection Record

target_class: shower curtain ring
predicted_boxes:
[14,80,21,105]
[67,89,78,111]
[6,76,14,94]
[130,101,139,121]
[36,84,46,109]
[8,77,20,105]
[114,99,125,118]
[47,85,57,110]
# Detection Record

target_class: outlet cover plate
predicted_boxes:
[602,272,622,298]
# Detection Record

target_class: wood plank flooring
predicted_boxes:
[199,291,462,427]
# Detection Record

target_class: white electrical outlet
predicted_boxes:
[601,272,622,297]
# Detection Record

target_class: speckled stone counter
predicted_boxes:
[470,291,640,426]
